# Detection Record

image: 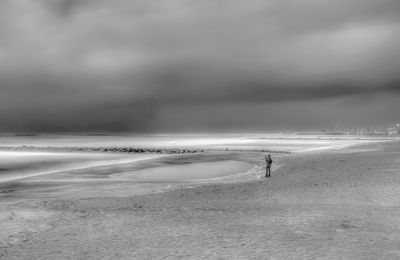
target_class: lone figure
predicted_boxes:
[265,154,272,177]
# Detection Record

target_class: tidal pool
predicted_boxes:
[118,160,253,181]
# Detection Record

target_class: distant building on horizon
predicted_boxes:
[388,127,398,136]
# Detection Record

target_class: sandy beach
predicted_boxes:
[1,137,400,259]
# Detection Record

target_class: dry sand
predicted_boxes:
[1,140,400,259]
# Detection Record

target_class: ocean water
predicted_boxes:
[0,133,385,152]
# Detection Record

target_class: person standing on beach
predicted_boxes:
[265,155,272,177]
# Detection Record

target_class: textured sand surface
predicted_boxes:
[1,141,400,259]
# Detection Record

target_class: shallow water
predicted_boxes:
[116,160,253,181]
[0,151,161,183]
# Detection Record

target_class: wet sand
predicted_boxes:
[1,140,400,259]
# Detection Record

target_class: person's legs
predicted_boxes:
[266,166,271,177]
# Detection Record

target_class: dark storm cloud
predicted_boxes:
[0,0,399,132]
[43,0,84,17]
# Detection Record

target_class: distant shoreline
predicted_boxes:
[0,146,292,155]
[0,146,202,155]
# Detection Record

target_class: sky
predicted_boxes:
[0,0,399,133]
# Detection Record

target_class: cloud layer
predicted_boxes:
[0,0,399,132]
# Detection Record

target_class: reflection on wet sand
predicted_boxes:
[116,160,253,181]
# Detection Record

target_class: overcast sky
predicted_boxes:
[0,0,399,132]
